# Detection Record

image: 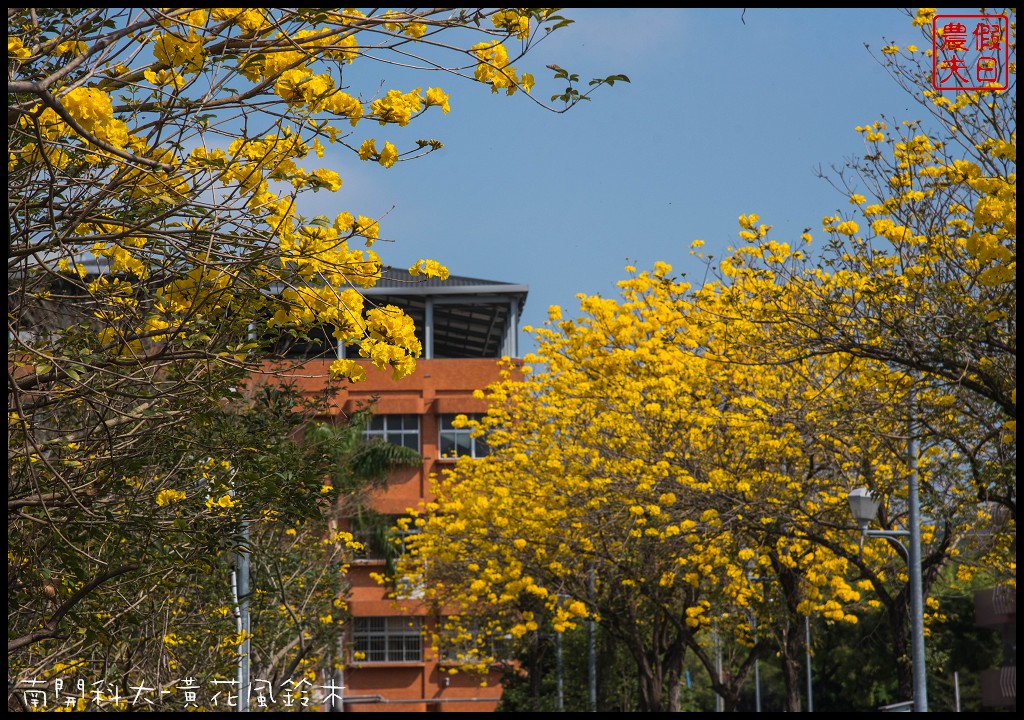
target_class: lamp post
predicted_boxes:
[847,488,927,712]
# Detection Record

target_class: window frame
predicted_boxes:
[352,617,423,663]
[364,413,420,452]
[438,413,490,459]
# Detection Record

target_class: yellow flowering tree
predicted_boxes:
[688,7,1015,703]
[397,263,921,711]
[694,234,997,707]
[8,7,624,705]
[706,8,1015,516]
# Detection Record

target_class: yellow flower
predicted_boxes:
[156,489,187,506]
[379,141,398,168]
[492,9,531,40]
[57,40,88,56]
[8,37,31,59]
[205,493,235,509]
[144,68,187,89]
[326,91,363,125]
[330,358,367,383]
[409,259,449,280]
[63,87,114,132]
[212,8,267,33]
[425,87,451,114]
[151,31,206,73]
[370,88,423,127]
[912,8,936,28]
[311,168,342,191]
[405,22,427,39]
[355,215,380,243]
[358,138,377,161]
[835,220,859,236]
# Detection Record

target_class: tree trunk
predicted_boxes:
[528,631,544,711]
[888,594,913,703]
[773,556,808,712]
[666,660,684,712]
[633,648,663,712]
[778,622,803,712]
[620,627,687,712]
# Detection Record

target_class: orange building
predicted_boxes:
[281,270,528,712]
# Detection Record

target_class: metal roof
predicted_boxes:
[366,266,529,297]
[363,267,528,359]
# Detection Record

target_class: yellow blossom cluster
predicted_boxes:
[471,41,535,95]
[155,488,187,506]
[152,30,206,73]
[370,88,424,126]
[397,262,910,677]
[357,305,423,380]
[492,9,532,39]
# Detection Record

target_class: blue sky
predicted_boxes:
[303,8,955,355]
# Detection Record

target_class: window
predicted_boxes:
[438,414,490,459]
[364,414,420,451]
[353,617,422,663]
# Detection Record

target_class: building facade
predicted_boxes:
[281,270,527,712]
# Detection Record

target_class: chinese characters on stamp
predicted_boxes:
[932,14,1010,91]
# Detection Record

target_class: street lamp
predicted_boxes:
[847,487,927,712]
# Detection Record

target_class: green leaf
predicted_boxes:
[547,64,569,80]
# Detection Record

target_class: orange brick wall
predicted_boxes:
[258,357,517,711]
